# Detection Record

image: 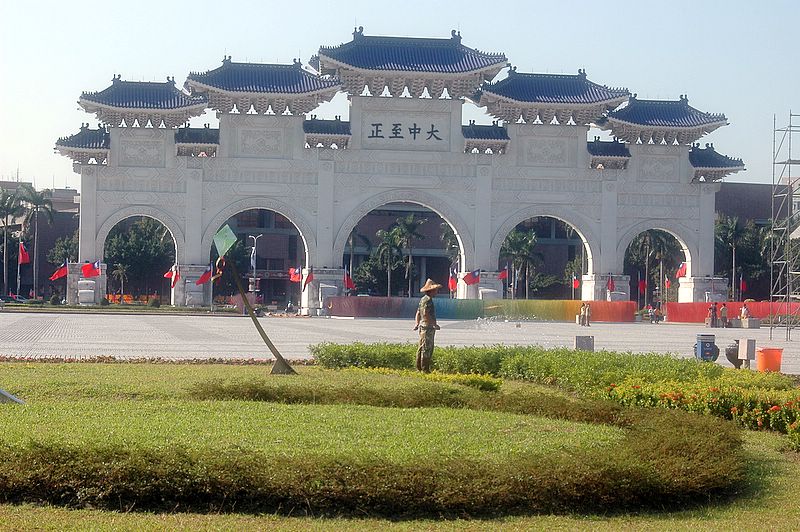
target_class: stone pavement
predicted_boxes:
[0,312,798,374]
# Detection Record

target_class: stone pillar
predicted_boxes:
[183,167,204,264]
[581,273,630,301]
[300,268,344,315]
[677,276,728,302]
[316,155,335,268]
[66,262,106,305]
[696,184,719,277]
[457,271,480,299]
[174,264,211,306]
[599,178,619,274]
[474,162,493,270]
[78,168,97,262]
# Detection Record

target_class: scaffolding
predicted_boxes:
[770,112,800,340]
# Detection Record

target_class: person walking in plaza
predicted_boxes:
[579,303,586,326]
[708,302,718,328]
[720,303,729,328]
[584,302,591,327]
[414,278,441,373]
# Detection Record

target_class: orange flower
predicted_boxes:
[768,405,781,413]
[730,407,739,415]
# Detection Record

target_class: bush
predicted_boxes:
[310,342,415,370]
[24,299,44,306]
[148,298,161,308]
[99,297,109,306]
[0,408,745,516]
[49,295,61,305]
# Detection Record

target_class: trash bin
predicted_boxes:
[695,334,719,362]
[756,347,783,372]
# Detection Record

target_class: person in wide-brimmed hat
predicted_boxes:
[414,279,442,373]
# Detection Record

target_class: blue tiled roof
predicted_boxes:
[606,95,726,128]
[303,117,351,135]
[461,123,509,140]
[81,76,207,109]
[187,58,339,94]
[55,125,109,149]
[479,69,628,104]
[175,126,219,144]
[319,28,506,73]
[587,139,630,157]
[690,144,744,168]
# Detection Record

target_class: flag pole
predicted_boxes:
[16,238,21,296]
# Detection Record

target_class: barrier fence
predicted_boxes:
[326,297,636,322]
[664,302,800,323]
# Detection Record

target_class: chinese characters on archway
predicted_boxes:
[368,122,442,141]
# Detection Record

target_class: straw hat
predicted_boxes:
[420,279,442,293]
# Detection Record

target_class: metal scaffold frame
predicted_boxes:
[771,112,800,340]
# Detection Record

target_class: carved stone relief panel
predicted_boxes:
[119,140,165,167]
[638,156,679,182]
[95,167,186,194]
[237,129,284,157]
[522,137,571,167]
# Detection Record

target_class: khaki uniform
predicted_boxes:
[416,294,436,372]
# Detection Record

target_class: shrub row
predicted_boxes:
[311,343,800,445]
[348,367,503,392]
[0,408,744,517]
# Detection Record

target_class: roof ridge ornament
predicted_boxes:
[112,74,121,84]
[353,26,364,39]
[578,68,586,78]
[222,55,232,64]
[451,29,462,43]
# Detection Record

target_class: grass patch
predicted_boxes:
[0,361,747,517]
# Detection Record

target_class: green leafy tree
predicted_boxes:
[352,255,405,296]
[347,227,372,275]
[715,215,746,299]
[626,230,682,306]
[0,188,24,296]
[375,227,403,297]
[18,184,54,297]
[104,217,175,296]
[393,213,426,297]
[47,230,79,266]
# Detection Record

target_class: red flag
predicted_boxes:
[343,268,356,290]
[606,276,615,292]
[288,267,302,283]
[675,262,687,278]
[572,273,580,289]
[18,242,30,265]
[49,261,68,281]
[463,269,481,286]
[497,265,508,281]
[448,267,458,291]
[163,264,180,288]
[665,277,671,289]
[303,269,314,291]
[81,260,101,278]
[638,279,647,294]
[740,278,747,293]
[195,264,213,285]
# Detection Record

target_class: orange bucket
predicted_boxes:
[756,348,783,372]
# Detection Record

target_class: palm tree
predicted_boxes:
[18,184,54,298]
[0,188,24,296]
[375,227,402,297]
[716,216,745,300]
[112,263,129,303]
[500,229,539,299]
[393,213,426,297]
[630,230,671,307]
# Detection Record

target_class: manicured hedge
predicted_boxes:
[0,408,744,517]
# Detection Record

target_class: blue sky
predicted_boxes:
[1,0,796,190]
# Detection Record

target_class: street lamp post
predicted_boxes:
[248,234,263,293]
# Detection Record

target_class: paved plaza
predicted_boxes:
[0,312,798,374]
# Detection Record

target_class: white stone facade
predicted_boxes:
[69,93,720,309]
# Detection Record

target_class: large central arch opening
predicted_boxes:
[496,216,591,299]
[208,208,307,308]
[623,229,688,309]
[342,202,463,297]
[103,216,176,303]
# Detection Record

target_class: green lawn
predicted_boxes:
[0,361,784,527]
